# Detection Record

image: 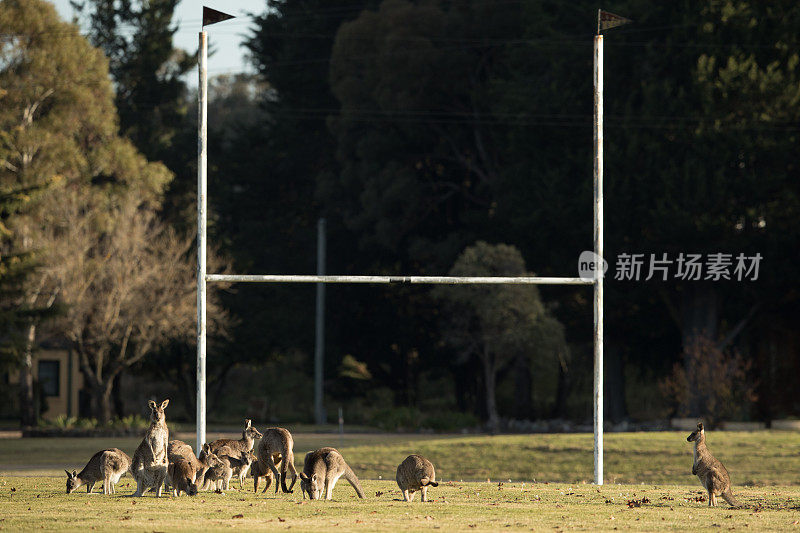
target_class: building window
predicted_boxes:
[38,360,60,397]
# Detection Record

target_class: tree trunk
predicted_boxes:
[112,373,125,418]
[680,283,718,352]
[18,321,37,428]
[89,379,115,424]
[551,360,570,419]
[605,344,628,423]
[680,283,719,416]
[481,349,499,434]
[512,354,531,419]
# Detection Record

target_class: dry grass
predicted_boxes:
[1,430,799,530]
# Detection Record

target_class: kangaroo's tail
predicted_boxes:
[343,465,365,498]
[722,489,740,508]
[419,477,438,487]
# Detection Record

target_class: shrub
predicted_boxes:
[40,415,149,431]
[421,410,479,431]
[368,407,422,431]
[367,406,479,432]
[660,336,757,426]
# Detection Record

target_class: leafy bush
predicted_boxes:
[421,410,479,431]
[368,406,478,432]
[369,407,422,431]
[41,415,149,431]
[660,336,757,426]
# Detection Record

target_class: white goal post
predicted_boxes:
[197,25,608,485]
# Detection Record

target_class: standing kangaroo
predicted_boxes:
[65,448,131,494]
[208,419,262,455]
[131,399,170,497]
[396,454,439,502]
[687,422,739,507]
[299,447,365,500]
[256,427,298,493]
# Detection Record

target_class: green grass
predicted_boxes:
[1,477,798,531]
[1,430,799,530]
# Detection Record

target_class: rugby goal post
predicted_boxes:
[196,10,624,484]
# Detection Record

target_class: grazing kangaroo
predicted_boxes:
[65,448,131,494]
[687,422,739,507]
[167,441,222,493]
[256,427,298,493]
[168,459,200,496]
[250,458,274,493]
[396,454,439,502]
[131,399,170,497]
[208,419,262,455]
[299,447,365,500]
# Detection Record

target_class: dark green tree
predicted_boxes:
[72,0,196,225]
[495,1,800,419]
[433,242,567,433]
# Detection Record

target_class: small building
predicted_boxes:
[7,348,84,420]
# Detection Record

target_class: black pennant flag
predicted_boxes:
[598,10,632,34]
[203,6,235,27]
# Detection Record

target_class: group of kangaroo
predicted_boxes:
[64,400,737,507]
[65,399,438,502]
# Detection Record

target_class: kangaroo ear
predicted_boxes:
[160,399,170,409]
[245,419,251,428]
[299,472,309,481]
[72,470,77,477]
[65,469,72,477]
[311,473,319,482]
[148,400,157,410]
[697,422,704,431]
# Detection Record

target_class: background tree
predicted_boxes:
[434,242,567,433]
[40,182,229,422]
[73,0,196,225]
[0,0,221,423]
[0,0,166,425]
[229,0,800,423]
[0,184,53,425]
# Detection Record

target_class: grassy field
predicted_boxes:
[1,430,799,530]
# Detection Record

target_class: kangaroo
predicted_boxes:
[250,458,274,493]
[299,447,365,500]
[65,448,131,495]
[256,427,298,493]
[167,458,201,496]
[235,451,258,489]
[396,454,439,502]
[167,441,223,493]
[203,445,253,491]
[131,399,170,497]
[208,419,262,455]
[687,422,739,507]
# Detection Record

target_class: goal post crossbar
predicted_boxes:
[206,274,593,285]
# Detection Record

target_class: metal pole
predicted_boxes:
[196,30,208,455]
[314,218,327,425]
[592,33,604,485]
[206,274,593,285]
